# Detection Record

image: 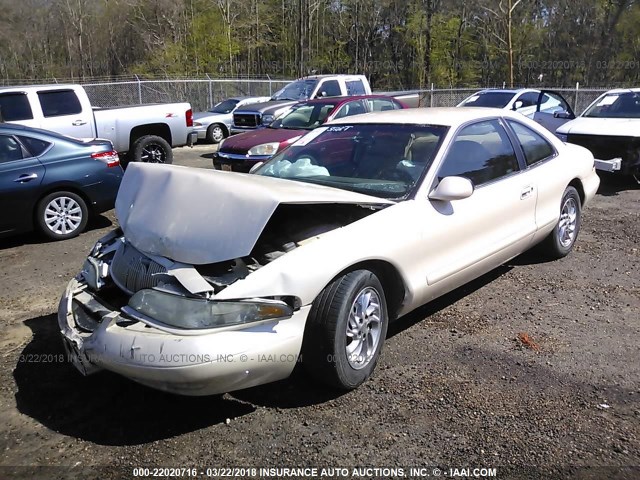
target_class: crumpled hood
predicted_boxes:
[115,163,393,265]
[556,117,640,137]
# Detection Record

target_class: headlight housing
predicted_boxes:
[127,289,293,330]
[555,132,568,143]
[262,114,275,125]
[248,142,280,156]
[193,121,203,127]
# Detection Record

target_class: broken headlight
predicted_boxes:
[126,289,293,329]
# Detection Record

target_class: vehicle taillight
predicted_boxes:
[186,108,193,127]
[92,150,120,168]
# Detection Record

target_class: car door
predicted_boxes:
[419,119,537,294]
[513,91,540,118]
[0,134,45,234]
[36,89,94,138]
[532,90,576,133]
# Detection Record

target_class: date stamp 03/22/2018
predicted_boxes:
[130,466,499,479]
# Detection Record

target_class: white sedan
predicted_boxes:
[58,108,600,395]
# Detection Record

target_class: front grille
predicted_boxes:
[233,113,261,128]
[110,242,167,295]
[567,134,639,161]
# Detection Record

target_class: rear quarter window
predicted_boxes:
[346,80,367,95]
[37,90,82,117]
[17,135,51,157]
[507,120,556,166]
[0,93,34,121]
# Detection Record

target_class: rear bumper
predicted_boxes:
[594,157,622,172]
[187,131,198,147]
[83,169,123,214]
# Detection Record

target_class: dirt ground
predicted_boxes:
[0,144,638,480]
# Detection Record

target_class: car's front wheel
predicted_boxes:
[542,185,582,258]
[36,191,88,240]
[206,124,226,144]
[302,270,388,390]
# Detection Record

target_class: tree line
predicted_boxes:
[1,0,638,89]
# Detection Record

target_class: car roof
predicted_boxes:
[293,95,399,107]
[0,122,83,142]
[475,88,539,94]
[601,88,640,94]
[0,84,78,93]
[328,107,522,127]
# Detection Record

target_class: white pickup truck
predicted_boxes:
[231,74,373,133]
[0,84,197,164]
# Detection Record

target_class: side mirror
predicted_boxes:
[513,100,524,110]
[315,91,327,99]
[429,176,474,202]
[249,161,264,174]
[553,110,573,119]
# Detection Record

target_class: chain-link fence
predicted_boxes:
[82,78,293,111]
[6,75,609,113]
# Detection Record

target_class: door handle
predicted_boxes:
[14,173,38,182]
[521,186,534,199]
[72,120,87,126]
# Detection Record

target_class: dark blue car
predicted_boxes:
[0,123,123,240]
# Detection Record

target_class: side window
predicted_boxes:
[0,93,34,121]
[333,100,367,119]
[438,119,519,186]
[368,99,401,112]
[507,121,556,166]
[318,80,341,97]
[0,135,25,163]
[346,80,366,96]
[516,92,539,108]
[37,90,82,117]
[17,135,51,157]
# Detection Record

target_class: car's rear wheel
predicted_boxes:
[302,270,388,390]
[36,191,88,240]
[542,186,581,259]
[206,124,226,144]
[131,135,173,164]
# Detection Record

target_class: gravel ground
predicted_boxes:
[0,144,638,480]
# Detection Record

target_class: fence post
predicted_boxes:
[430,83,434,108]
[575,82,580,113]
[135,75,142,104]
[267,74,272,96]
[206,74,213,107]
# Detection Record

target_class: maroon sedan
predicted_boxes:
[213,95,406,172]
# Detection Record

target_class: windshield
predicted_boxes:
[210,99,239,114]
[460,92,516,108]
[269,103,337,130]
[583,92,640,118]
[254,124,448,199]
[271,79,319,101]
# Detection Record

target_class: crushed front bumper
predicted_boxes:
[58,278,309,396]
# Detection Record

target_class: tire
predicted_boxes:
[541,186,581,259]
[131,135,173,164]
[302,270,388,390]
[206,124,226,144]
[36,191,88,240]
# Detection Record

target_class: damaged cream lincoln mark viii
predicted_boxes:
[58,108,600,396]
